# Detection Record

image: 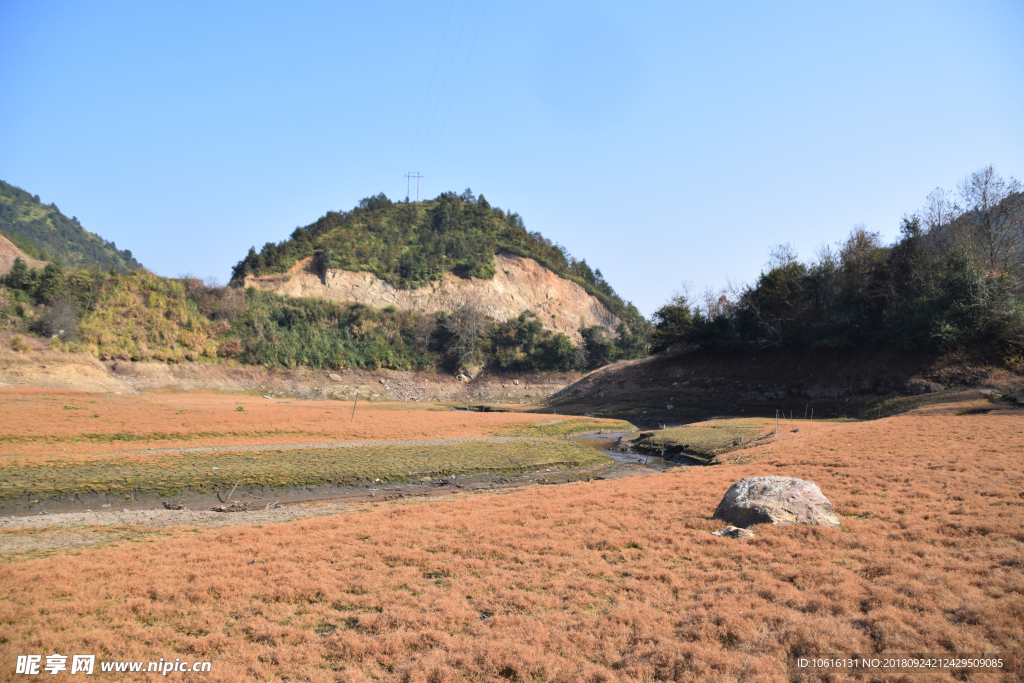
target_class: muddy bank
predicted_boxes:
[0,456,680,557]
[1,441,668,517]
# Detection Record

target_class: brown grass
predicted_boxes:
[0,388,606,461]
[0,399,1022,681]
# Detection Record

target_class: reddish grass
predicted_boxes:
[1,400,1022,681]
[0,389,580,461]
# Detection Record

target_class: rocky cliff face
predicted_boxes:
[243,253,620,342]
[0,234,46,275]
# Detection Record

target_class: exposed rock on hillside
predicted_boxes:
[713,477,841,528]
[0,234,46,275]
[243,253,620,342]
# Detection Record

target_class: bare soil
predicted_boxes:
[550,347,1022,423]
[0,344,579,403]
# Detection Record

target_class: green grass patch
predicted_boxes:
[0,429,314,446]
[497,418,636,438]
[629,419,770,463]
[955,407,995,416]
[844,390,979,420]
[0,440,609,503]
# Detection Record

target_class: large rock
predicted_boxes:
[713,477,841,529]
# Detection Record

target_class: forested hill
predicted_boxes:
[230,190,646,334]
[0,180,143,273]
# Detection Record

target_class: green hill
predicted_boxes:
[230,189,646,337]
[0,180,143,273]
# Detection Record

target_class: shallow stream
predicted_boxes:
[573,432,698,471]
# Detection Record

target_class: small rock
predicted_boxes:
[714,476,841,529]
[512,379,519,385]
[329,373,342,381]
[713,526,755,539]
[905,380,945,395]
[162,502,185,511]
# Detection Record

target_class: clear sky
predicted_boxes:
[2,0,1022,316]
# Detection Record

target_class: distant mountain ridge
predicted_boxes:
[0,180,143,273]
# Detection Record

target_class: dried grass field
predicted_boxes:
[0,389,607,459]
[1,392,1022,682]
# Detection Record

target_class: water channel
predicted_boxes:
[573,431,701,471]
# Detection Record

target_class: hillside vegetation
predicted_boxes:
[0,180,143,273]
[0,262,637,374]
[229,189,647,339]
[0,184,649,375]
[652,166,1024,363]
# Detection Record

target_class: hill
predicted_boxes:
[229,189,647,342]
[1,188,646,376]
[0,180,143,273]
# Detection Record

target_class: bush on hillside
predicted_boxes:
[652,167,1024,360]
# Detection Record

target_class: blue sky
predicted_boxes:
[2,0,1022,316]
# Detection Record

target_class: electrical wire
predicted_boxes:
[406,0,457,169]
[423,0,489,173]
[414,0,472,170]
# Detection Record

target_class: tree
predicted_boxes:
[650,294,694,353]
[957,166,1023,277]
[436,299,488,372]
[5,257,30,290]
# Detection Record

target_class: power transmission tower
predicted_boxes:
[404,172,423,202]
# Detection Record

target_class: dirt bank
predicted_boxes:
[550,346,1022,422]
[0,344,578,402]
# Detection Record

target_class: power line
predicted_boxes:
[424,0,489,172]
[406,0,457,168]
[415,0,472,170]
